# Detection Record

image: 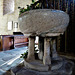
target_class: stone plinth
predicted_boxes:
[24,60,49,71]
[11,58,74,75]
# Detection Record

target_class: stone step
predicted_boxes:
[0,57,24,71]
[11,58,74,75]
[0,47,27,75]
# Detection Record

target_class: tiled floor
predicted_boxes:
[0,47,27,74]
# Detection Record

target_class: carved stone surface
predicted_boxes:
[19,9,69,35]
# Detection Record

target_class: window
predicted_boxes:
[3,0,14,15]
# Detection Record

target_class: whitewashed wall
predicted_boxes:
[0,0,32,35]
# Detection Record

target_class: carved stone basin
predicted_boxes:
[18,9,72,73]
[19,9,69,36]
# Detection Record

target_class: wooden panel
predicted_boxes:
[3,36,14,51]
[0,36,2,51]
[14,36,28,48]
[45,0,75,53]
[0,35,28,51]
[14,36,28,44]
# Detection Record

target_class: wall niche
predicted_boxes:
[3,0,14,15]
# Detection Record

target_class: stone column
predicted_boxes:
[38,36,44,60]
[51,38,58,59]
[43,37,51,65]
[27,36,35,61]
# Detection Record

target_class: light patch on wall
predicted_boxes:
[14,22,18,32]
[3,0,14,15]
[14,22,18,28]
[8,21,13,30]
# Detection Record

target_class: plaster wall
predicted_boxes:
[0,0,32,35]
